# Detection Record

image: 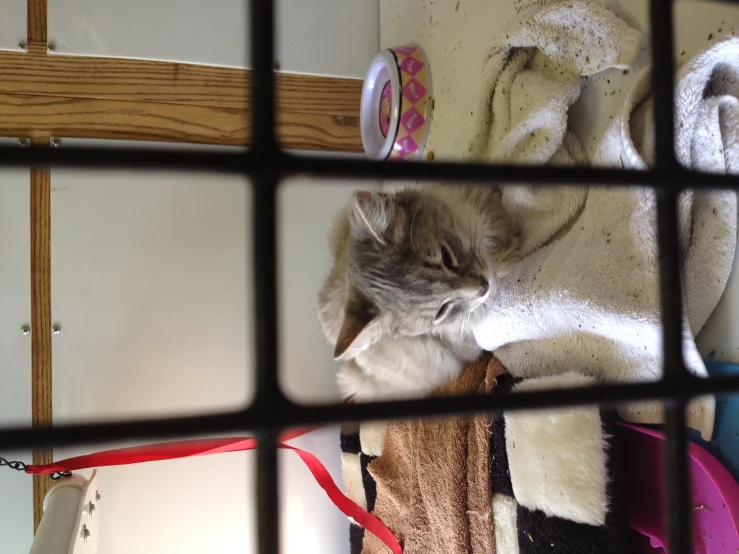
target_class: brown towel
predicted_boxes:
[362,355,506,554]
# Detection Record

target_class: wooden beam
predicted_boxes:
[0,51,363,114]
[27,0,47,54]
[0,93,248,145]
[30,144,52,531]
[0,92,361,151]
[0,51,363,151]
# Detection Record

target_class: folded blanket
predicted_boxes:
[469,3,738,439]
[498,373,629,554]
[340,358,630,553]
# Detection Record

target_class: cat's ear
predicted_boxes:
[350,191,398,245]
[334,291,379,359]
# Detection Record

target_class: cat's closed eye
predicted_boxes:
[434,300,454,323]
[440,243,457,271]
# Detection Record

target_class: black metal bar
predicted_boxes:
[650,0,691,549]
[250,0,276,150]
[6,374,739,450]
[252,173,282,403]
[655,190,687,385]
[256,431,280,554]
[664,403,691,554]
[250,0,280,549]
[0,145,247,172]
[656,190,693,551]
[650,0,677,169]
[276,155,739,190]
[0,146,738,190]
[649,0,680,365]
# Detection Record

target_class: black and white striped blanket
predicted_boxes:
[340,372,630,553]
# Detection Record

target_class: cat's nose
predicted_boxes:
[479,278,489,297]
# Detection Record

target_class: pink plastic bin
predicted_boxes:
[618,421,739,553]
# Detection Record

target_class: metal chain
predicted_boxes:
[1,455,71,480]
[0,456,27,472]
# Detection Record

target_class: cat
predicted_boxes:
[317,185,521,401]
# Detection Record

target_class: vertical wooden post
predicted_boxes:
[27,0,53,531]
[27,0,47,54]
[30,156,53,532]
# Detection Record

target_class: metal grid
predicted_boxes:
[0,1,737,552]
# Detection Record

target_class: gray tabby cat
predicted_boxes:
[317,185,521,401]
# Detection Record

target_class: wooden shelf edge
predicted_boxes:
[0,92,362,152]
[0,50,363,116]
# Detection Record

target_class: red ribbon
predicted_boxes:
[26,426,402,554]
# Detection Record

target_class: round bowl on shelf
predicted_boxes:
[360,44,432,162]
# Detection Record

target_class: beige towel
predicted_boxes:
[362,356,506,554]
[471,10,738,441]
[468,0,641,165]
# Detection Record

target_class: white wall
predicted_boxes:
[278,176,379,403]
[0,161,34,553]
[48,0,380,77]
[0,0,25,52]
[50,156,255,553]
[50,167,253,423]
[47,141,377,553]
[0,0,381,547]
[0,0,381,549]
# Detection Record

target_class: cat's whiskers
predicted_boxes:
[467,211,475,251]
[409,196,424,251]
[411,194,434,253]
[462,311,472,340]
[454,309,475,348]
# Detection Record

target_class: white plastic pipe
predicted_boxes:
[29,476,86,554]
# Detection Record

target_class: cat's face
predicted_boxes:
[334,189,494,359]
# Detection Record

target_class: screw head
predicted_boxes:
[17,41,27,52]
[51,324,61,335]
[81,524,90,543]
[87,501,96,517]
[96,491,101,503]
[47,43,56,53]
[50,137,61,148]
[21,325,30,336]
[18,138,30,148]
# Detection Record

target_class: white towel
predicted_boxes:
[468,0,642,165]
[470,8,738,439]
